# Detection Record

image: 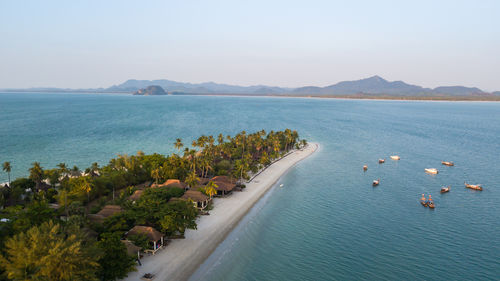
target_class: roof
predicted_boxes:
[121,240,142,256]
[151,179,186,189]
[181,190,209,202]
[128,189,144,201]
[163,179,187,189]
[211,176,236,192]
[96,205,124,218]
[127,226,163,241]
[198,177,210,185]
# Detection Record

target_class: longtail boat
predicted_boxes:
[440,186,450,193]
[372,179,379,186]
[363,165,368,171]
[425,168,438,174]
[428,201,435,209]
[465,182,482,191]
[441,161,454,166]
[378,159,385,164]
[390,155,400,160]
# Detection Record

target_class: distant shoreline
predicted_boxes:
[2,90,500,101]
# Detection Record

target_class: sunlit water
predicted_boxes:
[1,93,499,280]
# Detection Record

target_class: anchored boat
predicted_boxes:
[425,168,438,174]
[464,182,482,191]
[440,186,450,193]
[378,159,385,164]
[390,155,400,160]
[363,165,368,171]
[441,161,454,166]
[372,179,380,186]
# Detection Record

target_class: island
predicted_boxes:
[0,129,316,281]
[133,85,167,95]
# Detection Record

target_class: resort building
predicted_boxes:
[151,179,187,190]
[181,190,210,210]
[211,176,236,196]
[126,226,164,255]
[121,239,142,261]
[88,205,124,223]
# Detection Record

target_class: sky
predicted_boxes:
[1,0,499,91]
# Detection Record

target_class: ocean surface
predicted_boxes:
[1,93,499,280]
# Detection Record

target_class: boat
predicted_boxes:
[363,165,368,171]
[279,184,284,187]
[427,195,435,209]
[372,179,379,186]
[441,161,454,166]
[378,159,385,164]
[425,168,438,174]
[440,186,450,193]
[420,194,428,207]
[390,155,400,160]
[464,182,482,191]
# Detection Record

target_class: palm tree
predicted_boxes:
[29,162,44,191]
[174,138,183,153]
[89,162,99,177]
[3,161,12,186]
[204,180,218,199]
[151,167,161,185]
[185,171,200,189]
[80,177,93,202]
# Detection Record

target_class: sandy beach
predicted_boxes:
[122,142,318,281]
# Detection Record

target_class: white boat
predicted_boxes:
[390,155,400,160]
[425,168,438,174]
[279,184,284,187]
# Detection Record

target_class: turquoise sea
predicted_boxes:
[1,93,499,280]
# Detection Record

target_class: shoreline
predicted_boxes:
[122,143,318,281]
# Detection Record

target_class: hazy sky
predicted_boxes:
[1,0,499,91]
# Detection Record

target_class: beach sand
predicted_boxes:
[122,143,318,281]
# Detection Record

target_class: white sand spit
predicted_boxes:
[122,143,318,281]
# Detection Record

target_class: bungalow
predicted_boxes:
[121,239,142,261]
[211,176,236,196]
[181,190,209,210]
[126,226,164,255]
[128,189,144,202]
[88,205,124,223]
[151,179,187,190]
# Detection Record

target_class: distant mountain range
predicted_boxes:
[2,76,499,96]
[107,76,496,96]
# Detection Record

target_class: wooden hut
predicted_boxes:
[88,205,123,223]
[151,179,187,190]
[121,239,142,260]
[128,189,144,202]
[181,190,209,209]
[211,176,236,196]
[126,226,164,255]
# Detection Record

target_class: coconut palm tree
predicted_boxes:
[204,180,218,199]
[174,138,183,153]
[3,161,12,186]
[185,171,199,188]
[29,162,44,191]
[80,177,93,202]
[151,167,161,185]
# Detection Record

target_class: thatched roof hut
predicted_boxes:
[211,176,236,194]
[151,179,187,189]
[128,189,144,201]
[97,205,123,217]
[89,205,124,223]
[126,226,163,242]
[181,190,209,202]
[121,240,142,257]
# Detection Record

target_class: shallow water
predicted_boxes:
[1,93,499,280]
